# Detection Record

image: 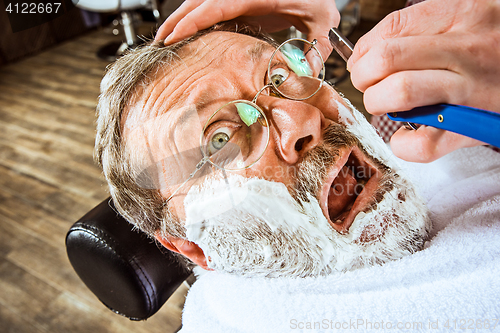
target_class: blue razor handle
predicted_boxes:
[388,104,500,148]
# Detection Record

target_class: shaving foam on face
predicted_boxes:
[335,98,396,166]
[332,95,423,195]
[184,175,340,275]
[183,172,430,277]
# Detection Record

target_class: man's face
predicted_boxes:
[124,31,431,276]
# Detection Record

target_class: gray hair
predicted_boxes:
[94,23,273,239]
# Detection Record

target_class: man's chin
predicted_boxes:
[323,181,431,272]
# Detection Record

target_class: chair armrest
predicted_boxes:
[66,198,192,320]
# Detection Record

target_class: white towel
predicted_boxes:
[180,146,500,333]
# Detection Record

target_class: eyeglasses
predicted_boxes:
[162,38,325,206]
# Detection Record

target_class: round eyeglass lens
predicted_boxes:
[201,100,269,171]
[268,39,325,100]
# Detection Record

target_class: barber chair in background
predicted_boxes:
[76,0,161,61]
[66,198,193,321]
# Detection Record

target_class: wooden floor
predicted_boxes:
[0,27,187,333]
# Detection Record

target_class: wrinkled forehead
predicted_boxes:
[178,31,274,69]
[123,31,274,130]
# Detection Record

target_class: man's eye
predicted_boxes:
[270,67,289,87]
[212,132,229,149]
[208,128,231,154]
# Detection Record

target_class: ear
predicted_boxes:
[155,232,211,270]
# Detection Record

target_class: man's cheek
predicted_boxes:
[312,85,344,123]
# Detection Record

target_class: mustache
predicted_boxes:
[291,122,359,203]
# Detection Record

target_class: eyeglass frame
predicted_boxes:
[161,37,326,207]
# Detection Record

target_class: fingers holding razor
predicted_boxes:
[348,0,500,115]
[361,69,467,116]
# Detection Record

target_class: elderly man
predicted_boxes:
[95,24,500,331]
[95,23,430,276]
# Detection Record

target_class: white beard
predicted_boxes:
[182,98,431,277]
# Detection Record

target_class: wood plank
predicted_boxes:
[34,291,183,333]
[0,303,46,333]
[0,97,97,145]
[0,187,96,244]
[0,73,100,109]
[0,207,29,257]
[0,257,61,327]
[0,115,98,172]
[0,143,105,200]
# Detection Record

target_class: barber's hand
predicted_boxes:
[347,0,500,162]
[155,0,340,63]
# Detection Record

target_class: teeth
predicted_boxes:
[335,219,343,224]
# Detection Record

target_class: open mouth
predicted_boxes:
[319,146,383,234]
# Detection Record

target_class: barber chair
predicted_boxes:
[76,0,161,60]
[66,198,192,321]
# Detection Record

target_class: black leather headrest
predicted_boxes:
[66,198,192,320]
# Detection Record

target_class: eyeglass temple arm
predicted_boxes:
[162,157,209,207]
[329,27,354,62]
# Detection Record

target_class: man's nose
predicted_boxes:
[261,96,326,164]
